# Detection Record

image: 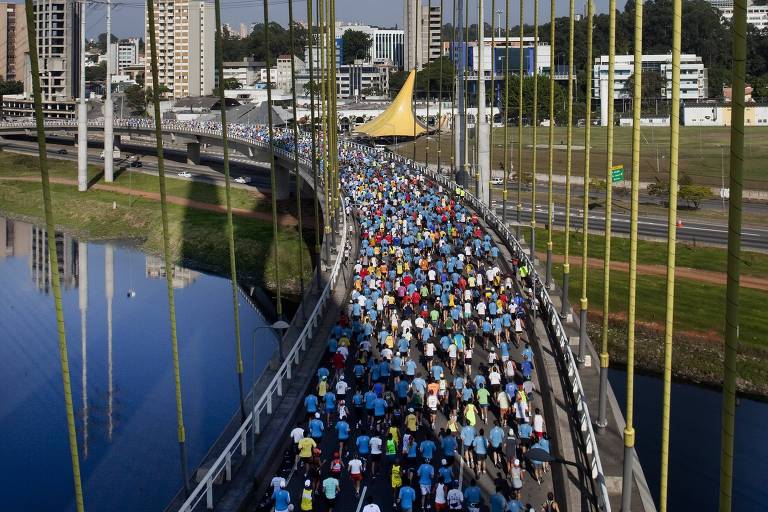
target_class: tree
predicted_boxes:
[303,80,325,96]
[647,176,670,203]
[85,62,107,82]
[95,32,119,52]
[622,70,665,99]
[679,184,711,209]
[125,84,147,116]
[222,77,242,90]
[341,30,373,64]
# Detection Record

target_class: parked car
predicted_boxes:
[56,148,68,155]
[234,176,251,184]
[178,171,192,178]
[130,160,143,168]
[491,177,504,185]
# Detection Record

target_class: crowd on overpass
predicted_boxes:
[267,144,561,512]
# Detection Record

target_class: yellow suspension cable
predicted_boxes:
[426,0,432,168]
[516,0,523,238]
[530,0,539,260]
[560,0,574,318]
[23,1,85,508]
[263,0,284,321]
[502,0,510,223]
[306,0,322,290]
[438,0,445,172]
[489,0,496,201]
[621,0,644,506]
[597,0,617,429]
[288,0,306,298]
[451,0,458,173]
[213,0,246,423]
[578,0,593,365]
[146,0,190,493]
[545,0,555,288]
[659,0,681,504]
[719,0,747,506]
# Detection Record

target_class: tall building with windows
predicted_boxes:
[29,0,82,100]
[144,0,214,98]
[403,0,442,70]
[116,38,140,73]
[0,3,28,84]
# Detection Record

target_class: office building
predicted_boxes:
[116,38,140,72]
[719,4,768,29]
[336,60,389,99]
[403,0,442,70]
[222,58,264,88]
[145,0,214,99]
[275,54,306,92]
[0,3,28,84]
[30,0,82,100]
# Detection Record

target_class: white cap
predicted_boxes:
[304,479,311,487]
[514,459,520,466]
[280,480,286,488]
[315,412,320,418]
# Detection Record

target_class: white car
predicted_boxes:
[178,171,192,178]
[234,176,251,184]
[491,178,504,185]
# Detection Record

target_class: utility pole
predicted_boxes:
[77,0,87,192]
[476,0,490,205]
[104,0,114,182]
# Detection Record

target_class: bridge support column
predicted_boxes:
[273,161,291,201]
[186,142,201,165]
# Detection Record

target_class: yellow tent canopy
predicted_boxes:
[355,70,427,138]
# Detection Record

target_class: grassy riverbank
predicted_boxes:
[0,152,313,298]
[546,256,768,397]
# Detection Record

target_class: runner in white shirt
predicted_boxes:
[434,480,448,510]
[446,485,463,510]
[447,343,458,373]
[361,496,380,512]
[289,424,305,466]
[335,378,348,398]
[348,456,365,496]
[369,435,383,477]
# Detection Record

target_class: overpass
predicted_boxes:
[1,119,654,512]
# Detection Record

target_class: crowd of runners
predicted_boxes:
[267,144,562,512]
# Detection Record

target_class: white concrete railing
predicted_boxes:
[347,142,611,512]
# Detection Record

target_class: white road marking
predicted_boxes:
[355,485,368,512]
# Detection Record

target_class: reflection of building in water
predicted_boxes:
[145,255,199,288]
[0,217,78,292]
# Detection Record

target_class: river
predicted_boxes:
[608,369,767,510]
[0,217,279,511]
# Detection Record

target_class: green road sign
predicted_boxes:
[611,165,624,183]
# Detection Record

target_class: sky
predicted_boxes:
[74,0,629,40]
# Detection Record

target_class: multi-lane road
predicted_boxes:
[3,135,766,251]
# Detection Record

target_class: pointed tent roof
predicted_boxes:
[355,70,427,138]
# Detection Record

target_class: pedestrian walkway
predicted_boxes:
[260,147,564,512]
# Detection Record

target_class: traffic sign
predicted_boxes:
[610,165,624,183]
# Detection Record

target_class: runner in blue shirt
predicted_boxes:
[489,421,506,467]
[272,482,291,512]
[461,424,476,467]
[398,484,417,512]
[309,413,324,441]
[463,480,482,510]
[304,393,318,415]
[417,462,435,509]
[420,438,436,462]
[335,419,350,454]
[356,434,370,457]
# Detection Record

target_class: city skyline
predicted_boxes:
[71,0,632,40]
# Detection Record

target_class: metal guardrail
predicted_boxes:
[346,141,611,512]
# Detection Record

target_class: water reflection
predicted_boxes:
[0,216,278,511]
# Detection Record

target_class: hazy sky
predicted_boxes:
[76,0,629,40]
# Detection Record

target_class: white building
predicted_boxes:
[336,61,389,99]
[116,38,140,72]
[305,25,404,71]
[144,0,215,99]
[403,0,442,70]
[593,53,708,126]
[275,54,306,92]
[222,58,264,88]
[719,4,768,30]
[467,37,552,77]
[682,103,768,126]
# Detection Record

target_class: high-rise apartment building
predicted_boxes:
[403,0,441,70]
[30,0,82,100]
[116,38,140,72]
[0,3,28,83]
[145,0,214,99]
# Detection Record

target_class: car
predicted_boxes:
[56,148,68,155]
[130,160,143,168]
[178,171,192,178]
[491,177,504,185]
[234,176,250,184]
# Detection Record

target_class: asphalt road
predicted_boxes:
[489,200,768,252]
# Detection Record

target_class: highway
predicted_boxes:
[489,200,768,252]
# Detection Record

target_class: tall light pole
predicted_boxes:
[77,0,88,192]
[104,0,114,182]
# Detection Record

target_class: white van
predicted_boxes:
[99,148,122,160]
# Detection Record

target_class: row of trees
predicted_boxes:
[222,23,307,65]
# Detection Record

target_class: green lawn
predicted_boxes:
[403,125,768,189]
[532,227,768,279]
[547,261,767,350]
[0,153,312,295]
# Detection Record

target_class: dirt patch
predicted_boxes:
[543,252,768,291]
